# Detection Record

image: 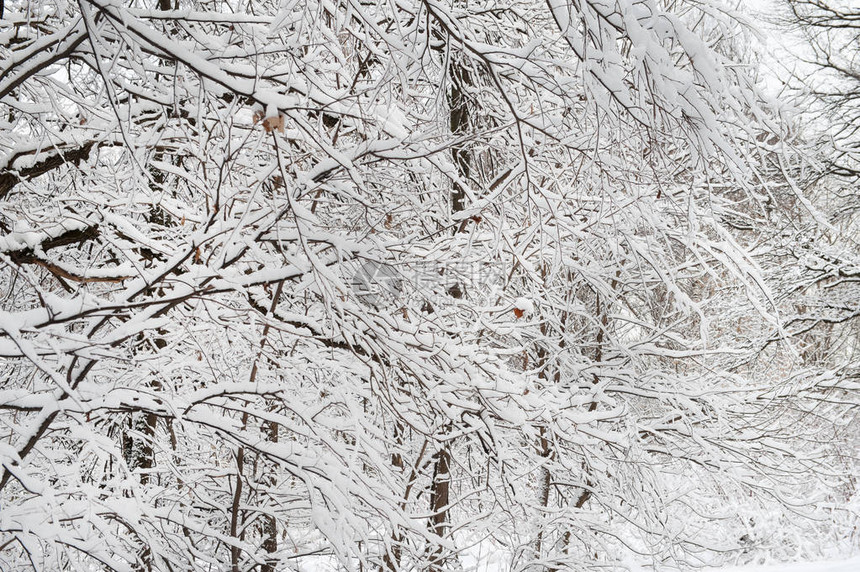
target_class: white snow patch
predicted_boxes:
[513,297,535,313]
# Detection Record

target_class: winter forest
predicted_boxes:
[0,0,858,570]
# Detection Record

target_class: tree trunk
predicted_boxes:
[230,446,245,572]
[423,44,474,572]
[427,445,451,572]
[260,418,279,572]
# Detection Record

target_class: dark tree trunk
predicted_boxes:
[427,445,452,572]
